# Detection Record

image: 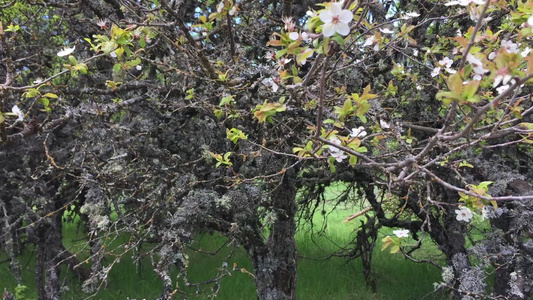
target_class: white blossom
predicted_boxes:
[488,52,496,60]
[329,136,342,152]
[521,47,531,57]
[328,136,350,162]
[331,150,348,162]
[438,57,456,74]
[402,12,420,19]
[319,2,353,37]
[445,0,485,6]
[350,126,367,138]
[379,28,394,34]
[261,78,279,92]
[496,84,510,95]
[216,1,224,13]
[289,32,299,40]
[455,206,473,222]
[528,14,533,27]
[393,229,409,238]
[229,5,237,16]
[306,10,317,18]
[493,73,511,88]
[380,119,390,129]
[57,46,75,57]
[289,32,310,42]
[466,54,488,75]
[11,105,24,122]
[33,77,44,85]
[363,35,375,47]
[431,67,441,77]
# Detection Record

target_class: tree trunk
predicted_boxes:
[249,170,298,300]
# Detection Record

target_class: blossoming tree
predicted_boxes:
[1,0,533,299]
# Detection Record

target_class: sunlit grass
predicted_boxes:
[1,194,445,299]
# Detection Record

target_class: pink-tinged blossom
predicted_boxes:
[466,54,488,75]
[501,40,519,54]
[493,68,511,88]
[319,2,353,37]
[282,16,295,31]
[438,57,456,74]
[455,206,473,222]
[96,19,107,30]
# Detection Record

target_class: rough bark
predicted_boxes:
[248,169,298,300]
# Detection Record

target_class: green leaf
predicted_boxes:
[68,55,78,66]
[459,160,474,168]
[0,112,4,124]
[102,41,118,54]
[253,101,286,123]
[42,93,58,99]
[113,63,122,74]
[226,128,248,144]
[296,49,314,64]
[275,49,287,59]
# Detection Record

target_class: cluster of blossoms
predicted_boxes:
[329,137,348,162]
[431,57,456,77]
[328,127,367,162]
[217,1,236,15]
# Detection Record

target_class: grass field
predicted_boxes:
[1,190,446,299]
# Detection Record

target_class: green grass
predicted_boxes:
[1,204,445,300]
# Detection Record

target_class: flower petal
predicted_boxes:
[334,23,350,36]
[322,23,335,37]
[57,46,75,57]
[338,10,354,23]
[289,32,299,40]
[319,10,333,24]
[329,2,342,15]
